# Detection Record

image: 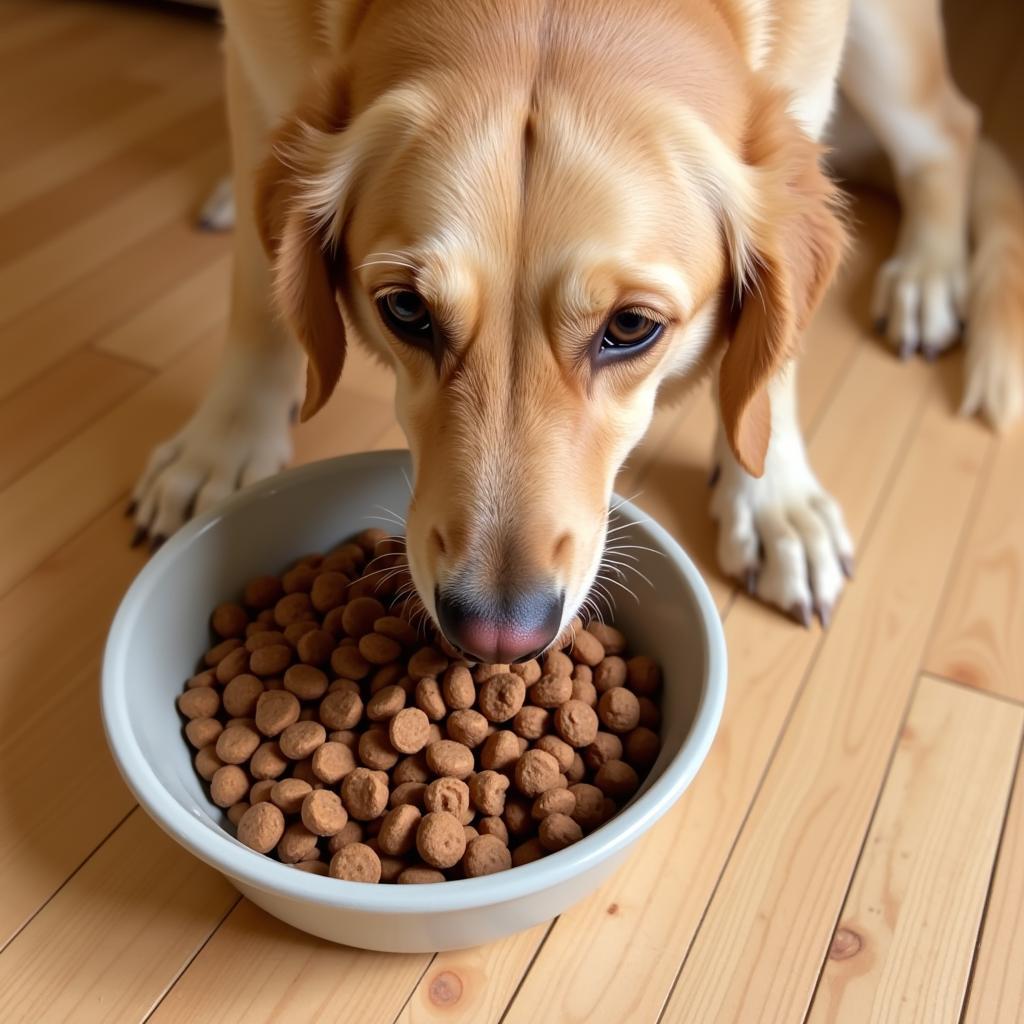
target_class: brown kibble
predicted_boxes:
[446,709,489,748]
[426,740,474,779]
[249,644,292,678]
[397,866,446,884]
[243,575,284,610]
[279,720,326,760]
[469,770,510,816]
[246,630,286,652]
[378,804,422,855]
[479,731,521,773]
[328,728,359,748]
[626,655,661,695]
[341,767,390,820]
[215,646,251,684]
[221,674,262,718]
[249,779,275,804]
[284,620,318,646]
[571,630,604,667]
[463,825,479,843]
[328,820,365,852]
[587,622,626,655]
[441,664,475,710]
[424,777,471,821]
[571,676,598,708]
[584,732,624,771]
[282,563,318,594]
[535,734,574,773]
[594,759,640,799]
[331,644,371,681]
[301,789,348,836]
[512,837,545,866]
[290,757,321,788]
[390,781,427,809]
[374,616,417,647]
[408,647,448,680]
[515,749,561,797]
[185,717,223,749]
[319,689,364,732]
[512,706,550,740]
[554,699,600,747]
[274,592,313,628]
[358,728,399,770]
[291,859,329,876]
[186,669,217,689]
[503,796,533,838]
[542,650,573,677]
[329,842,382,883]
[378,854,406,883]
[205,637,242,668]
[342,597,386,638]
[216,724,260,764]
[237,802,285,853]
[211,765,249,808]
[307,571,345,613]
[637,696,661,730]
[532,787,575,820]
[212,602,248,639]
[250,741,289,780]
[370,663,406,694]
[598,687,640,733]
[271,777,313,814]
[312,741,356,784]
[474,663,511,682]
[530,673,572,708]
[569,783,605,830]
[624,727,661,769]
[297,628,334,666]
[509,659,542,684]
[178,686,220,720]
[281,665,327,703]
[567,752,586,784]
[393,753,430,785]
[367,684,406,721]
[539,812,583,852]
[463,834,512,877]
[477,816,509,844]
[227,801,250,826]
[359,632,402,665]
[388,707,430,754]
[594,656,627,694]
[478,673,526,723]
[416,811,467,869]
[415,677,447,721]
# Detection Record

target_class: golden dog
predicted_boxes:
[131,0,1023,662]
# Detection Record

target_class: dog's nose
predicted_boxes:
[435,585,564,664]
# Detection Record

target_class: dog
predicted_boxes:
[130,0,1023,663]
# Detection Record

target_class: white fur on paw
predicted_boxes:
[198,177,235,232]
[872,252,967,359]
[961,333,1024,430]
[711,459,854,626]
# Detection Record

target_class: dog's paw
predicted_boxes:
[711,458,854,626]
[960,329,1024,430]
[872,249,967,360]
[129,396,292,548]
[198,176,235,232]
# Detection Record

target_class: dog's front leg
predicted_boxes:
[711,365,854,626]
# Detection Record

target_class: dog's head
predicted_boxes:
[257,1,843,662]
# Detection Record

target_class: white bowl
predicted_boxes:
[102,450,726,952]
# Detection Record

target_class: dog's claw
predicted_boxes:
[130,526,148,549]
[921,346,940,363]
[816,601,833,628]
[840,554,855,580]
[898,340,915,362]
[149,534,167,554]
[789,602,812,628]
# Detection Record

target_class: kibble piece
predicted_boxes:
[594,656,627,694]
[570,630,605,667]
[359,632,402,665]
[211,765,249,808]
[301,789,348,836]
[475,663,511,682]
[569,783,605,830]
[441,664,475,710]
[416,811,467,869]
[624,726,661,769]
[291,860,329,876]
[478,673,526,723]
[329,842,382,883]
[446,709,488,748]
[319,689,364,732]
[286,621,319,647]
[424,777,471,821]
[291,757,321,788]
[249,644,293,678]
[246,629,287,652]
[341,597,386,638]
[598,687,641,734]
[567,752,586,784]
[249,778,275,804]
[185,717,223,749]
[535,734,574,773]
[370,663,405,694]
[216,646,251,684]
[282,563,318,594]
[274,592,313,628]
[584,732,624,771]
[271,777,313,814]
[509,659,542,684]
[477,816,509,844]
[415,677,447,721]
[378,804,422,855]
[222,675,263,719]
[463,834,512,877]
[542,650,573,677]
[331,644,371,681]
[393,753,430,785]
[425,740,474,780]
[250,740,289,780]
[539,812,583,852]
[216,724,261,765]
[205,637,242,668]
[186,669,217,689]
[358,729,399,770]
[469,771,510,816]
[397,866,446,884]
[587,622,626,655]
[637,697,661,730]
[515,749,561,797]
[512,706,550,740]
[388,707,430,754]
[279,720,326,760]
[626,655,661,695]
[312,741,356,784]
[554,699,600,747]
[341,767,389,820]
[305,571,344,613]
[503,796,533,838]
[329,820,365,852]
[479,731,521,773]
[244,575,284,610]
[594,759,640,799]
[374,616,417,647]
[367,684,406,721]
[237,802,285,853]
[283,664,328,701]
[532,787,575,820]
[571,676,598,708]
[212,602,248,639]
[227,801,250,826]
[408,646,448,681]
[512,838,545,866]
[297,628,333,666]
[390,781,427,810]
[530,673,572,708]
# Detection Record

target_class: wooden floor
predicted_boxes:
[1,1,1023,1021]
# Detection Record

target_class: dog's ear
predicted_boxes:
[719,89,846,476]
[255,81,350,421]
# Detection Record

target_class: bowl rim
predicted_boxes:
[102,450,726,915]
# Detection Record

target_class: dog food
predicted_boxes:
[177,528,662,883]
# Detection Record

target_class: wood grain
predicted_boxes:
[809,675,1023,1023]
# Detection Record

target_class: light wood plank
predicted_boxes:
[962,743,1024,1024]
[925,430,1024,701]
[658,366,991,1024]
[0,348,150,489]
[809,675,1023,1023]
[502,323,932,1024]
[0,810,237,1023]
[149,901,428,1024]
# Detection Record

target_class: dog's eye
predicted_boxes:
[601,310,663,352]
[378,290,433,344]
